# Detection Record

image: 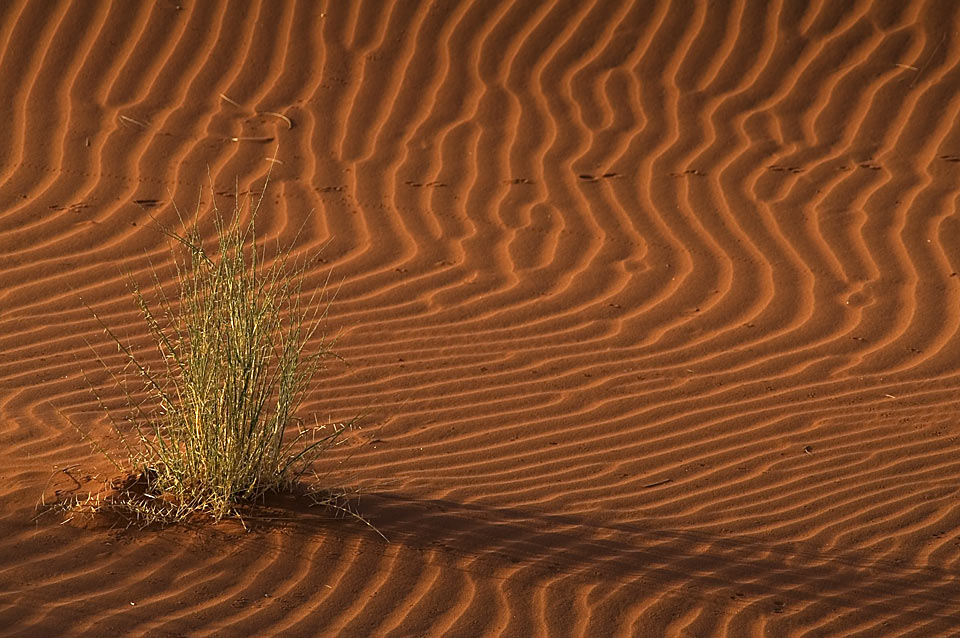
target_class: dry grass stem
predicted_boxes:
[260,111,293,129]
[219,93,242,107]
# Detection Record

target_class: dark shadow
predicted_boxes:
[12,485,960,635]
[228,489,960,628]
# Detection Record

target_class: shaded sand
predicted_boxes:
[4,0,960,635]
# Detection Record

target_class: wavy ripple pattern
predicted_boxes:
[4,1,960,636]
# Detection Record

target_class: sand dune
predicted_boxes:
[4,0,960,636]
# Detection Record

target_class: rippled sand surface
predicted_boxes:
[3,2,960,636]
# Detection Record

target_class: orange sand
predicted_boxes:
[3,1,960,636]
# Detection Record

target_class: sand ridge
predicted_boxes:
[4,0,960,636]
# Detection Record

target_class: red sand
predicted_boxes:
[4,1,960,636]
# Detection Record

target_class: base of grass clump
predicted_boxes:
[56,171,374,531]
[40,448,367,531]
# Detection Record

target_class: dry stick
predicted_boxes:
[219,93,242,108]
[643,478,673,489]
[36,463,81,510]
[119,115,148,129]
[229,136,275,143]
[260,111,293,129]
[910,33,945,88]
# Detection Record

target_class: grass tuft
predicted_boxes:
[58,172,362,526]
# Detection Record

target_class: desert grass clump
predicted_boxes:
[69,178,350,524]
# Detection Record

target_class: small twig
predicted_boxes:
[119,115,148,129]
[911,33,945,88]
[219,93,241,108]
[260,111,293,129]
[228,136,275,143]
[36,463,81,510]
[643,478,673,489]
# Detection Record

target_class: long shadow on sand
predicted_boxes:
[5,490,959,636]
[250,490,960,631]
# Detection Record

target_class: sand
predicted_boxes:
[3,1,960,636]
